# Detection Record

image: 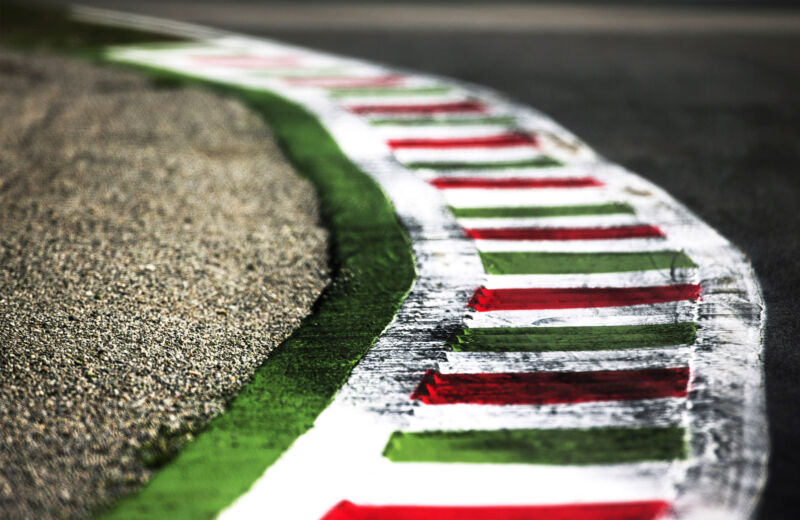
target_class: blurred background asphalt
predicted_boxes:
[42,1,800,517]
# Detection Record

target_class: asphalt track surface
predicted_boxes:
[48,2,800,518]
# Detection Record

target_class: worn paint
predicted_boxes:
[89,12,769,519]
[410,368,690,405]
[383,427,687,464]
[447,323,697,352]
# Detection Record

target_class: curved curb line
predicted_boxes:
[85,10,766,520]
[93,60,416,520]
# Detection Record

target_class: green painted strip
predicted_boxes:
[479,251,697,275]
[406,157,562,170]
[97,60,415,519]
[329,86,452,97]
[370,115,517,126]
[447,323,697,352]
[383,427,687,465]
[450,202,635,219]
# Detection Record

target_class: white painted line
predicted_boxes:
[474,237,678,253]
[408,398,688,430]
[458,213,644,229]
[483,268,698,289]
[375,124,516,140]
[467,301,698,328]
[336,92,469,106]
[101,19,767,520]
[439,346,691,373]
[441,187,615,208]
[393,146,546,164]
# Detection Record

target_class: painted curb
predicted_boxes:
[83,8,765,519]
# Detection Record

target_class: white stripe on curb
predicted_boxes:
[101,23,767,520]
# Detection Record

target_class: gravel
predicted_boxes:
[0,50,330,519]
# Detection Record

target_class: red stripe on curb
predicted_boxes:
[321,500,672,520]
[387,133,538,149]
[286,75,406,88]
[410,367,690,405]
[468,284,701,312]
[430,177,603,189]
[191,55,301,68]
[463,225,666,241]
[348,101,487,115]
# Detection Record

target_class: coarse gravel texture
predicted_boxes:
[0,50,330,519]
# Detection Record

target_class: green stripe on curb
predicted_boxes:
[479,251,697,275]
[383,427,687,464]
[330,86,452,97]
[405,157,562,170]
[450,203,635,219]
[97,60,415,520]
[370,115,516,126]
[447,323,697,352]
